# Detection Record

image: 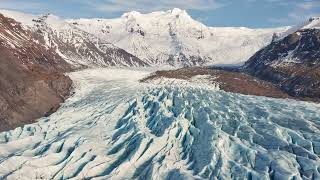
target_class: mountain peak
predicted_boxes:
[121,11,142,18]
[167,8,190,18]
[170,8,185,14]
[168,8,192,19]
[308,17,320,22]
[120,8,191,20]
[303,16,320,29]
[273,16,320,42]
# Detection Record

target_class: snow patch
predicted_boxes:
[274,16,320,41]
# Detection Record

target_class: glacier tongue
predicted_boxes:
[0,68,320,179]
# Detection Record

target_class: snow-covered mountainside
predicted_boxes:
[0,10,147,68]
[0,8,288,67]
[0,68,319,179]
[273,17,320,42]
[244,16,320,100]
[69,8,286,66]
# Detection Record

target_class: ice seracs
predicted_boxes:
[0,68,319,179]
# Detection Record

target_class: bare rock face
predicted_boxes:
[0,14,72,132]
[244,29,320,101]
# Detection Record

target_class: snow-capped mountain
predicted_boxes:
[1,8,320,180]
[244,17,320,100]
[273,17,320,42]
[69,8,287,66]
[0,13,69,71]
[0,9,288,67]
[0,10,147,68]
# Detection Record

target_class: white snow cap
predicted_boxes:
[121,8,191,19]
[303,17,320,29]
[0,8,286,66]
[170,8,188,15]
[121,11,142,18]
[69,8,284,66]
[274,16,320,41]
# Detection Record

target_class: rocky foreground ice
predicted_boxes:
[0,69,320,180]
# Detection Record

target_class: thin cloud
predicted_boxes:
[82,0,223,13]
[298,1,320,10]
[267,0,320,26]
[269,12,319,24]
[0,0,45,11]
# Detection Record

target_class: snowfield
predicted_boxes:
[0,8,289,67]
[0,68,320,179]
[70,8,286,66]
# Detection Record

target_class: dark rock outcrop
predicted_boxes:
[244,28,320,101]
[0,14,72,132]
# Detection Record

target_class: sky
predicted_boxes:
[0,0,319,28]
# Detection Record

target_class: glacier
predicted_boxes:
[0,68,320,180]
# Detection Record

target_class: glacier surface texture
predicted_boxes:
[0,69,320,180]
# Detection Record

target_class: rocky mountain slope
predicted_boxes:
[0,10,147,68]
[0,14,72,131]
[70,8,286,66]
[244,17,320,101]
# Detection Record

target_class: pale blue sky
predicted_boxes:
[0,0,319,28]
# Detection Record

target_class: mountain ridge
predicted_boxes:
[0,8,289,67]
[69,8,287,66]
[0,9,147,68]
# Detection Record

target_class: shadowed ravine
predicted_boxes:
[0,68,319,180]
